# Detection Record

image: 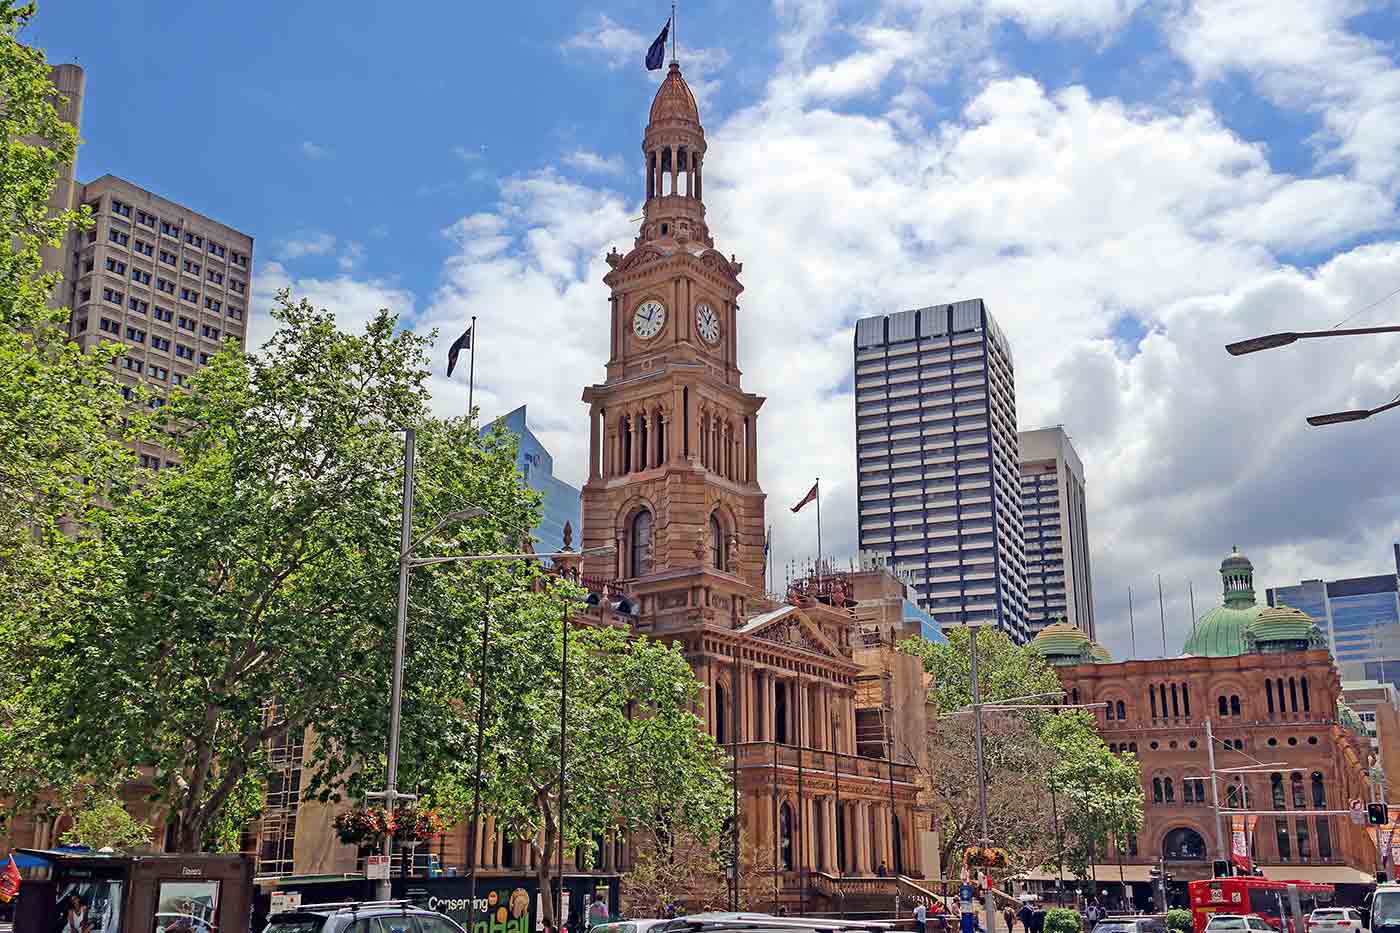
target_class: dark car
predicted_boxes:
[262,900,467,933]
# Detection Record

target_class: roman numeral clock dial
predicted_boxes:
[695,302,721,345]
[632,299,666,339]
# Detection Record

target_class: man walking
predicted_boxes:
[1019,902,1034,933]
[916,901,928,933]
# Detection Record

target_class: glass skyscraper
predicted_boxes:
[483,405,582,554]
[1267,554,1400,689]
[853,299,1030,643]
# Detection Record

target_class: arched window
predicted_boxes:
[1116,700,1126,720]
[1271,773,1285,809]
[1291,772,1305,808]
[630,509,653,578]
[1182,683,1191,717]
[1171,683,1180,718]
[1312,772,1326,808]
[1226,784,1240,808]
[1164,777,1175,802]
[779,802,794,870]
[1267,681,1275,714]
[1153,777,1164,803]
[1160,684,1169,717]
[1163,827,1206,860]
[1129,742,1138,753]
[1105,702,1114,721]
[1150,687,1158,718]
[1231,695,1241,716]
[1289,677,1299,713]
[1072,687,1080,704]
[1219,696,1229,716]
[715,682,728,746]
[1301,677,1311,713]
[709,512,725,569]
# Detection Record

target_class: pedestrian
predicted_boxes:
[1031,906,1046,933]
[878,861,889,877]
[1004,907,1017,932]
[1019,902,1034,933]
[916,901,928,933]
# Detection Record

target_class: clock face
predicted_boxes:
[695,302,721,345]
[632,299,666,339]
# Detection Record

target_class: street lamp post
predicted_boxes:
[968,622,997,933]
[372,426,614,901]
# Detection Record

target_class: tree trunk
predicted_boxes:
[537,821,558,928]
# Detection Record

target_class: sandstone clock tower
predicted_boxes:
[580,62,766,615]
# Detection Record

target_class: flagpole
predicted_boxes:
[816,478,822,579]
[671,0,677,63]
[467,314,478,423]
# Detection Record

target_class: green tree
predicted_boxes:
[430,622,733,928]
[1166,909,1193,933]
[0,0,146,816]
[59,796,154,853]
[10,293,549,851]
[901,629,1143,880]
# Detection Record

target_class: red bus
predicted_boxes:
[1188,878,1335,933]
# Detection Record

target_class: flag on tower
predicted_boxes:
[0,854,20,902]
[645,18,670,70]
[446,324,473,377]
[791,481,818,513]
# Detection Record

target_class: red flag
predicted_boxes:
[0,854,20,902]
[791,481,818,513]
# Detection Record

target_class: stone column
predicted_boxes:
[672,385,685,462]
[589,403,601,480]
[747,415,758,484]
[825,797,838,871]
[854,802,869,874]
[656,410,666,466]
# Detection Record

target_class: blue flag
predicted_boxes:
[646,18,670,70]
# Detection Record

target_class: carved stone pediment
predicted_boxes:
[747,608,845,660]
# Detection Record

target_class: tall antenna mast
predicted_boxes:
[671,0,677,63]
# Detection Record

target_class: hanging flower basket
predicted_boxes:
[334,806,393,845]
[963,846,1010,870]
[392,805,448,842]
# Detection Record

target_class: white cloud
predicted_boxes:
[338,241,365,272]
[250,260,417,351]
[562,149,626,176]
[563,13,730,111]
[242,1,1400,664]
[300,140,333,160]
[1167,0,1400,186]
[278,232,337,261]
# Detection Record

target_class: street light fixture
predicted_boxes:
[1225,325,1400,356]
[1306,395,1400,426]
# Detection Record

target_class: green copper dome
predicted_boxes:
[1183,547,1262,657]
[1184,606,1260,657]
[1246,605,1329,653]
[1089,641,1113,662]
[1029,621,1093,666]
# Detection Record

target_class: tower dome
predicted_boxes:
[1246,604,1328,654]
[1029,620,1093,666]
[1183,547,1262,657]
[648,62,700,126]
[639,62,710,248]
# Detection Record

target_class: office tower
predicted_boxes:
[1268,567,1400,690]
[1019,425,1095,639]
[63,176,253,467]
[853,299,1030,643]
[483,405,582,553]
[39,64,86,303]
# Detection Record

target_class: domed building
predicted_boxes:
[1025,547,1381,905]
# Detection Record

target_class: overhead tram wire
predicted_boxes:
[1331,282,1400,330]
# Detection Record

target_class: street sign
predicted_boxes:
[269,891,302,914]
[960,883,974,914]
[366,855,390,880]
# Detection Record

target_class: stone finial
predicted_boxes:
[561,520,573,551]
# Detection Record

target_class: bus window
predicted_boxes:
[1372,890,1400,931]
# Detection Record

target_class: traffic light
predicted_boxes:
[1213,860,1230,878]
[1369,803,1388,825]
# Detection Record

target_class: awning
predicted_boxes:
[1016,865,1155,883]
[1258,865,1375,885]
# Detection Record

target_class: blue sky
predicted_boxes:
[31,0,1400,659]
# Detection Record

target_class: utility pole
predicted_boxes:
[969,624,997,933]
[372,427,419,901]
[1206,719,1227,864]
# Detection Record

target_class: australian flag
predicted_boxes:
[645,18,670,70]
[446,325,472,378]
